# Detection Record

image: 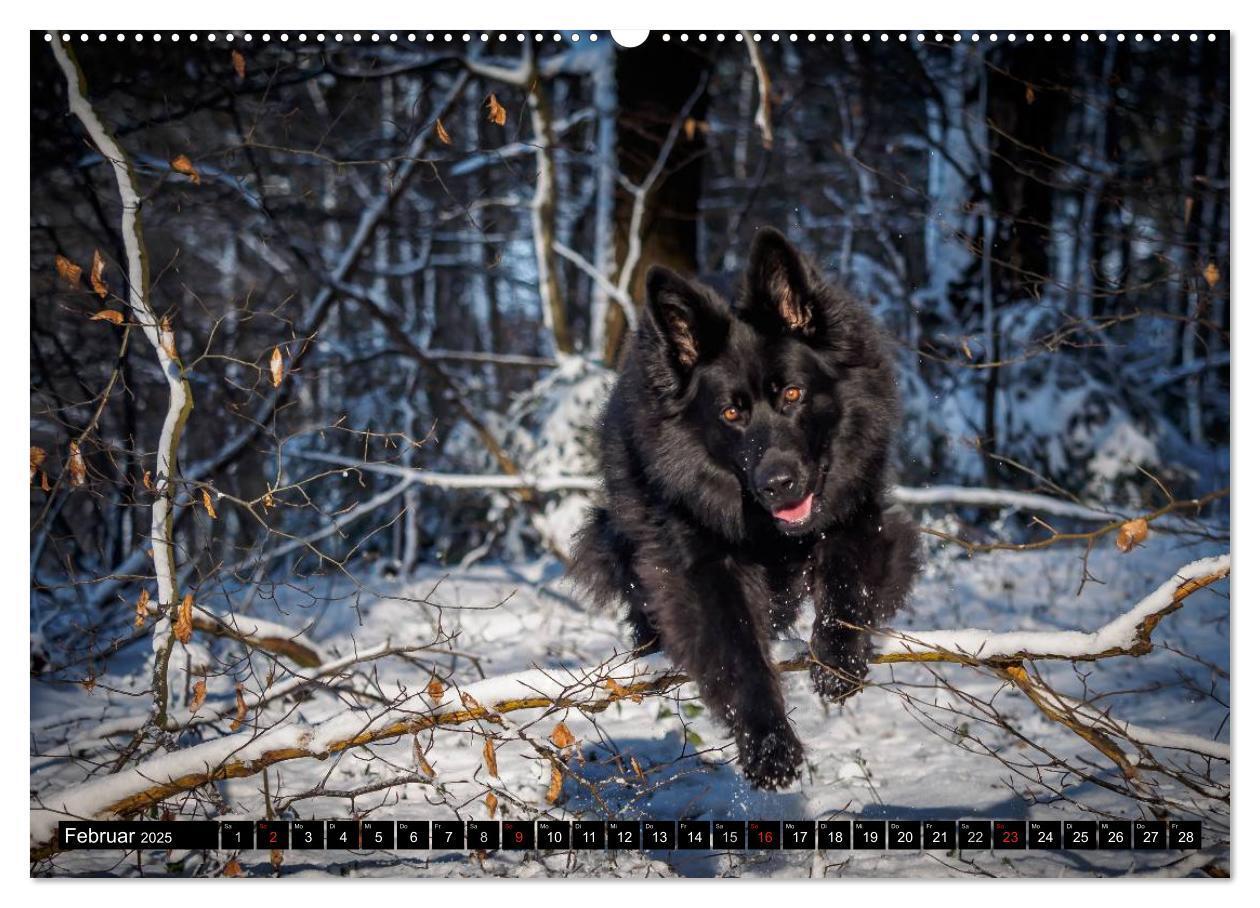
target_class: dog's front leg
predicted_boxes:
[643,557,803,790]
[810,508,919,703]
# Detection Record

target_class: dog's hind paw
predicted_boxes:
[737,723,804,790]
[810,660,865,704]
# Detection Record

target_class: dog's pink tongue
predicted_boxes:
[772,493,814,524]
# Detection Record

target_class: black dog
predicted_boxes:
[571,228,919,789]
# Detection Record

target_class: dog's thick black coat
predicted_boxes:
[571,229,920,789]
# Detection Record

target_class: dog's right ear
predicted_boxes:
[744,228,818,337]
[644,266,726,372]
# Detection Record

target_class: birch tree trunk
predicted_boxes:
[51,39,194,729]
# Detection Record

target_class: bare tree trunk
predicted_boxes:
[526,70,573,355]
[51,39,194,729]
[604,42,709,364]
[587,41,619,358]
[1072,42,1117,318]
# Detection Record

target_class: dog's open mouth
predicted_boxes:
[771,492,814,525]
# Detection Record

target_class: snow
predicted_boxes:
[31,534,1229,877]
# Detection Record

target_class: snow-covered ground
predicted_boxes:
[30,530,1229,878]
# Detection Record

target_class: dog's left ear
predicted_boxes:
[744,228,817,336]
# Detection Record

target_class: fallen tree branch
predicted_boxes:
[875,554,1229,664]
[153,608,325,669]
[29,554,1227,860]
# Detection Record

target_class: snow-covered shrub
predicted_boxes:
[504,355,614,558]
[898,301,1190,506]
[435,355,613,563]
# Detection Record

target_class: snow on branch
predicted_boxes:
[29,554,1228,860]
[876,554,1230,663]
[286,453,1198,526]
[892,484,1115,520]
[295,452,600,493]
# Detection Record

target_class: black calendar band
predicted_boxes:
[56,818,1203,853]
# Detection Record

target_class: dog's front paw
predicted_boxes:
[810,631,871,704]
[810,660,866,703]
[737,722,804,790]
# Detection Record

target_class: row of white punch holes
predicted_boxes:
[44,31,1220,46]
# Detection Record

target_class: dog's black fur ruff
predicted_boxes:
[571,228,920,789]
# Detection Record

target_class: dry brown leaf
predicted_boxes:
[1025,84,1036,105]
[483,738,499,777]
[90,250,108,298]
[230,683,247,731]
[684,117,697,142]
[82,676,96,693]
[90,309,125,325]
[485,792,498,818]
[171,154,201,185]
[190,677,207,713]
[40,471,50,493]
[435,118,452,145]
[426,677,446,701]
[1115,518,1149,553]
[630,755,647,782]
[549,721,576,750]
[545,763,564,804]
[30,446,45,485]
[231,50,246,79]
[159,315,178,360]
[413,735,436,777]
[269,346,285,388]
[223,856,244,877]
[486,93,507,126]
[1204,261,1221,289]
[202,488,218,519]
[270,848,283,872]
[604,677,642,703]
[135,588,150,628]
[174,592,195,645]
[461,691,484,711]
[67,441,87,487]
[142,469,154,492]
[55,254,82,288]
[262,488,275,510]
[961,337,974,360]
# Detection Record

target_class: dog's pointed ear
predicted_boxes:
[645,265,726,371]
[744,228,817,336]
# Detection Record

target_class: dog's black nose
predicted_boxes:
[757,470,798,501]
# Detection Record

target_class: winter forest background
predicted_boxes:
[30,31,1229,878]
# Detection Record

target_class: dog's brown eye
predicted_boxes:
[783,386,803,403]
[721,406,741,423]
